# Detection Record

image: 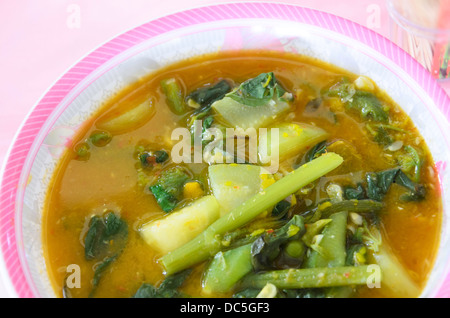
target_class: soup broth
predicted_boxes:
[43,50,442,298]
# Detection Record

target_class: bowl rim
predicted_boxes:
[1,1,449,298]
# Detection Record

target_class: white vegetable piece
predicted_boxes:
[211,96,290,129]
[96,99,155,134]
[140,195,220,254]
[258,122,328,164]
[208,164,274,217]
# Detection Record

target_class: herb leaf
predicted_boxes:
[226,72,292,107]
[149,167,190,212]
[305,141,328,163]
[325,79,388,122]
[366,168,425,202]
[83,212,128,297]
[84,212,128,261]
[188,80,232,109]
[133,269,192,298]
[347,91,389,122]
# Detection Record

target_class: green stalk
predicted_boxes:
[304,211,348,268]
[161,78,186,115]
[239,265,377,289]
[159,152,343,275]
[202,244,253,295]
[318,199,383,218]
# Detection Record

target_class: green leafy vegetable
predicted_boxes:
[347,91,389,122]
[370,125,393,146]
[251,215,305,271]
[187,79,232,110]
[343,183,366,200]
[83,212,128,297]
[90,255,117,297]
[84,211,128,261]
[304,141,328,163]
[226,72,292,107]
[325,79,388,122]
[325,77,355,102]
[397,145,423,182]
[149,167,190,212]
[271,200,291,219]
[366,168,425,202]
[133,269,192,298]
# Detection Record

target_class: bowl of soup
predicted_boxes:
[1,3,450,298]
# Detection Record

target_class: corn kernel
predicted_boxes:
[183,181,204,199]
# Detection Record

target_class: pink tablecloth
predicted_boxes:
[0,0,446,298]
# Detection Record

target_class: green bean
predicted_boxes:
[161,78,186,115]
[239,265,378,289]
[318,199,383,218]
[202,244,253,295]
[304,211,348,268]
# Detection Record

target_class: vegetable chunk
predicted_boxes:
[96,99,155,134]
[140,195,220,254]
[258,123,328,164]
[208,164,273,216]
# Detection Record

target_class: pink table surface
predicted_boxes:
[0,0,446,298]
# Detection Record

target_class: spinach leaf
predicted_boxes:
[366,169,398,202]
[226,72,292,107]
[372,125,393,146]
[325,77,355,101]
[83,212,128,297]
[397,145,423,182]
[343,183,366,200]
[150,167,190,212]
[188,79,232,109]
[347,91,389,123]
[271,200,291,219]
[305,140,328,163]
[133,269,192,298]
[394,169,426,201]
[84,211,128,261]
[251,215,305,271]
[366,168,425,202]
[325,79,388,122]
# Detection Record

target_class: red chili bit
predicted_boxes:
[344,272,350,278]
[146,155,157,166]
